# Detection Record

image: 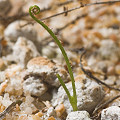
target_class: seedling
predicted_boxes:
[29,5,78,111]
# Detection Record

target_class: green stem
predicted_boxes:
[56,74,71,100]
[29,5,78,111]
[57,73,77,111]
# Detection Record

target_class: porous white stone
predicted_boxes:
[5,37,40,66]
[0,0,11,15]
[66,111,92,120]
[20,95,37,114]
[42,45,57,59]
[25,57,69,87]
[51,75,105,113]
[13,37,40,65]
[101,106,120,120]
[4,20,37,42]
[46,107,56,117]
[98,40,120,62]
[0,71,5,83]
[23,76,48,97]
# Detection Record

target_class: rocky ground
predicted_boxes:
[0,0,120,120]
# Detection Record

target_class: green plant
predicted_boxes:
[29,5,78,111]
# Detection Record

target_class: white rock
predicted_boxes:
[51,75,105,113]
[13,37,40,65]
[4,20,37,42]
[4,64,23,95]
[46,107,56,117]
[101,106,120,120]
[91,60,114,73]
[23,76,48,97]
[0,0,11,15]
[5,37,40,66]
[98,40,120,62]
[99,28,118,38]
[42,44,78,63]
[1,93,12,107]
[5,75,23,96]
[20,95,37,114]
[42,45,57,59]
[0,71,5,83]
[66,111,92,120]
[104,76,116,86]
[25,57,69,87]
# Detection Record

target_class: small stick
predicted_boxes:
[80,49,120,91]
[0,0,74,24]
[38,0,120,21]
[21,0,120,27]
[38,5,105,46]
[92,94,120,115]
[0,100,22,120]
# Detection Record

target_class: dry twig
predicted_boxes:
[0,0,119,25]
[19,0,120,45]
[92,94,120,115]
[39,5,105,45]
[0,100,22,120]
[0,0,73,25]
[80,49,120,92]
[21,0,120,27]
[91,95,120,119]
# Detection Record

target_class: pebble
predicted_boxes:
[115,64,120,74]
[20,95,37,114]
[55,104,65,117]
[98,40,120,62]
[25,57,69,87]
[101,106,120,120]
[0,81,8,95]
[104,76,116,86]
[42,45,57,59]
[0,58,6,70]
[66,111,92,120]
[47,116,55,120]
[0,71,5,83]
[23,76,48,97]
[13,37,40,65]
[46,107,56,117]
[4,20,37,42]
[5,37,40,66]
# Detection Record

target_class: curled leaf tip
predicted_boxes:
[29,5,40,16]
